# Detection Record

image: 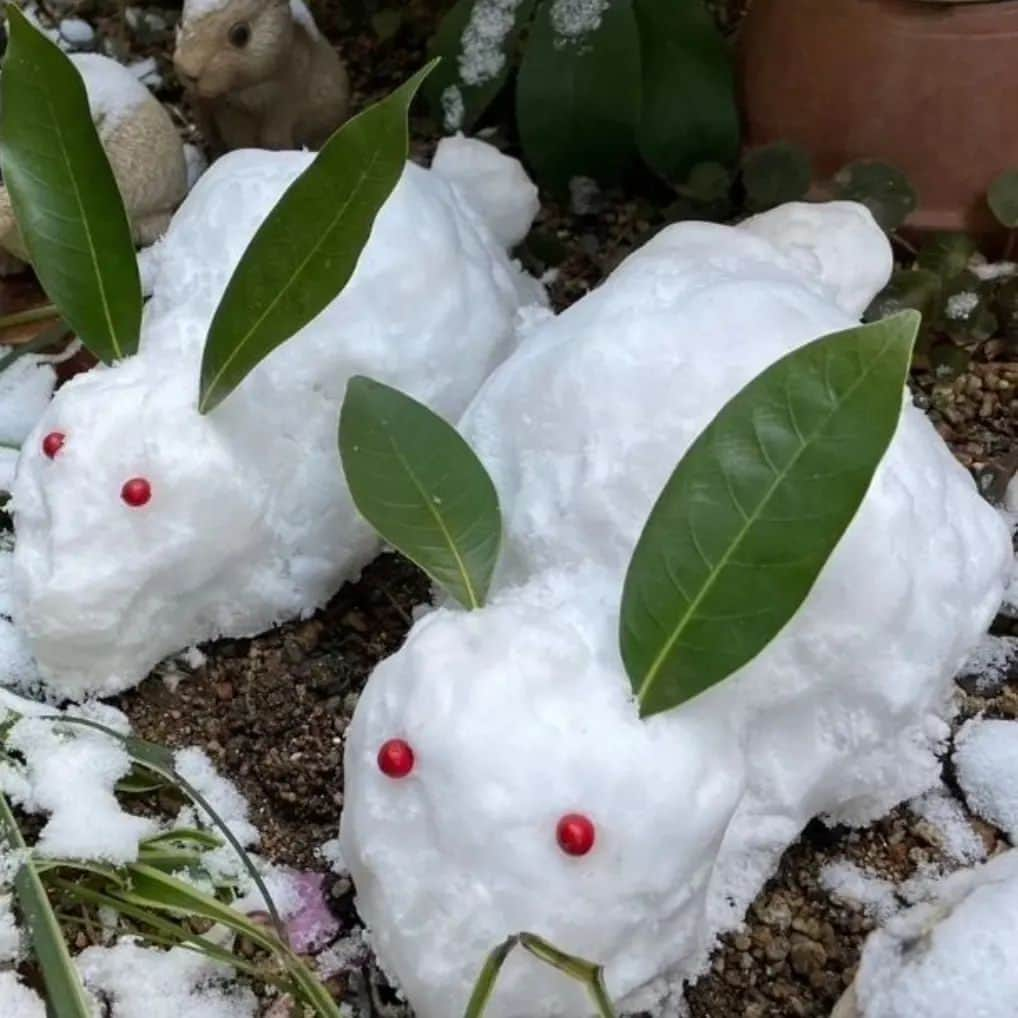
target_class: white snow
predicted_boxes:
[58,17,96,49]
[954,718,1018,837]
[821,861,899,922]
[77,940,257,1018]
[852,849,1018,1018]
[957,632,1018,692]
[550,0,609,39]
[0,972,46,1018]
[340,202,1011,1018]
[431,136,538,249]
[70,54,152,133]
[173,747,259,847]
[0,350,57,449]
[458,0,527,86]
[909,787,986,865]
[441,85,466,132]
[0,893,22,962]
[946,291,978,320]
[9,141,543,698]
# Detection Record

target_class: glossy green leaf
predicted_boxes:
[516,0,641,191]
[633,0,739,183]
[425,0,537,132]
[988,169,1018,228]
[198,61,436,413]
[0,6,141,363]
[741,142,812,213]
[831,160,918,232]
[620,311,920,718]
[340,376,501,610]
[0,793,94,1018]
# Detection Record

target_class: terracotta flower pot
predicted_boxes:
[738,0,1018,235]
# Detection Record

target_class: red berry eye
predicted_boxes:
[121,477,152,507]
[377,738,414,778]
[42,432,65,459]
[556,813,595,856]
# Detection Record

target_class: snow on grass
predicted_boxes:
[820,861,899,921]
[458,0,528,86]
[172,747,259,848]
[0,971,46,1018]
[954,718,1018,838]
[550,0,609,39]
[909,787,986,865]
[76,940,257,1018]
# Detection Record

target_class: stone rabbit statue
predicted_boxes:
[0,54,187,274]
[173,0,350,153]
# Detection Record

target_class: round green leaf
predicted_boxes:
[916,232,977,280]
[685,162,734,204]
[988,169,1018,229]
[633,0,740,184]
[516,0,642,192]
[741,142,812,213]
[832,160,918,232]
[199,62,435,413]
[0,6,141,363]
[620,312,920,718]
[339,377,502,610]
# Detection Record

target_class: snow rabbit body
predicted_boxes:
[339,202,1013,1018]
[9,139,542,699]
[173,0,350,152]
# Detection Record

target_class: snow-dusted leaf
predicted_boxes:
[0,6,141,363]
[621,312,919,718]
[633,0,739,183]
[340,377,501,610]
[988,169,1018,229]
[516,0,641,191]
[198,61,435,413]
[425,0,538,132]
[0,792,95,1018]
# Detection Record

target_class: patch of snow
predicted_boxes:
[173,747,259,848]
[0,893,22,962]
[969,257,1017,282]
[340,203,1010,1017]
[58,17,96,49]
[458,0,527,86]
[550,0,609,39]
[319,836,346,874]
[10,145,543,699]
[910,787,986,864]
[0,350,57,449]
[820,861,900,921]
[0,972,46,1018]
[945,291,978,320]
[853,849,1018,1018]
[441,84,465,132]
[0,618,43,698]
[956,632,1018,692]
[70,54,152,133]
[316,927,370,980]
[5,712,156,863]
[183,143,208,192]
[954,718,1018,837]
[77,940,257,1018]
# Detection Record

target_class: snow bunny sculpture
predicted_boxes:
[8,136,542,699]
[340,203,1013,1016]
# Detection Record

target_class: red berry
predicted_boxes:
[121,477,152,507]
[42,432,65,459]
[556,813,595,856]
[377,738,414,779]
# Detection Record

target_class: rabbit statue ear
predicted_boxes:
[738,201,893,318]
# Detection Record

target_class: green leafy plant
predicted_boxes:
[427,0,739,191]
[0,707,343,1017]
[619,312,919,716]
[339,377,502,609]
[199,59,437,412]
[0,6,141,363]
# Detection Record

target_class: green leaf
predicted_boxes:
[516,0,641,191]
[633,0,740,183]
[988,169,1018,228]
[424,0,538,132]
[620,311,920,718]
[741,142,812,213]
[683,162,734,205]
[0,6,141,363]
[916,232,977,280]
[198,61,436,414]
[339,377,501,610]
[0,792,94,1018]
[831,160,918,232]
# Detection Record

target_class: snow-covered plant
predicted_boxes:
[425,0,739,190]
[0,709,344,1017]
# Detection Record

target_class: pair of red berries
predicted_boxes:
[42,432,152,507]
[376,738,596,857]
